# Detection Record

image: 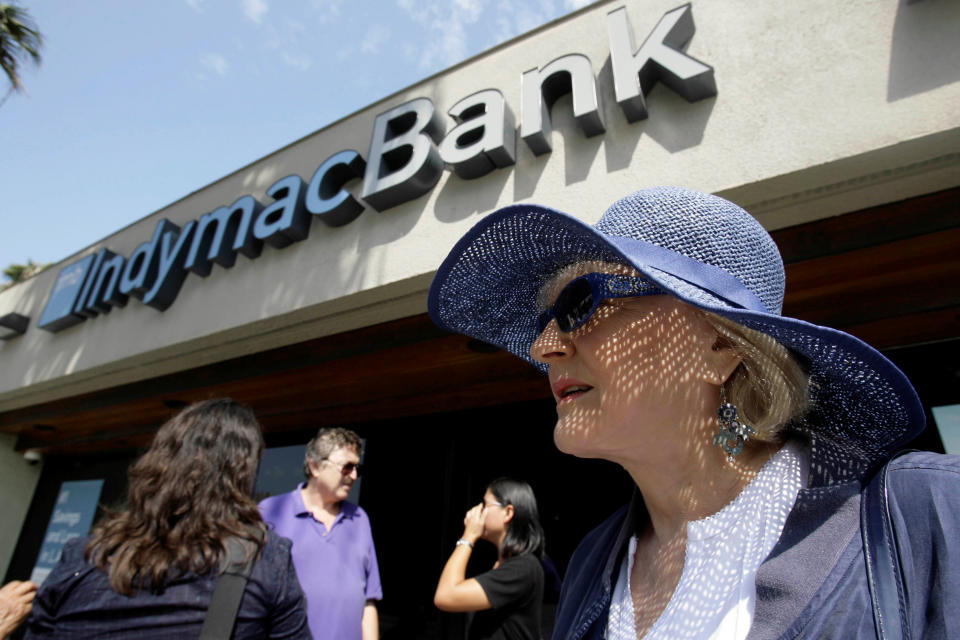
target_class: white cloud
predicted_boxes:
[436,18,468,68]
[360,24,391,55]
[490,0,559,45]
[396,0,487,70]
[285,18,306,34]
[400,40,418,64]
[394,0,580,72]
[200,53,229,76]
[250,13,312,72]
[243,0,269,24]
[282,52,312,71]
[260,17,307,52]
[185,0,204,13]
[396,0,430,24]
[309,0,344,23]
[453,0,483,23]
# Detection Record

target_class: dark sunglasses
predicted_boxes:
[323,460,363,476]
[537,273,664,333]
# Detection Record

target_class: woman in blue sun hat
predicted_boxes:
[428,187,960,640]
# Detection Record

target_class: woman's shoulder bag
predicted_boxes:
[198,535,261,640]
[861,451,912,640]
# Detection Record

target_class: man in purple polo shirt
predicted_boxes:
[259,427,382,640]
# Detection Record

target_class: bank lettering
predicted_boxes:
[38,3,714,333]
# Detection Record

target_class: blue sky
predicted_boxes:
[0,0,588,277]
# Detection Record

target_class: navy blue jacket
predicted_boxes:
[553,450,960,640]
[25,529,311,639]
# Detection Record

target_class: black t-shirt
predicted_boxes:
[468,553,545,640]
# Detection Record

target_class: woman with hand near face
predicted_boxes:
[434,478,545,640]
[428,187,960,639]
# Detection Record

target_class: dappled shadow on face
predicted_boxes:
[533,264,788,637]
[534,269,776,506]
[540,297,734,469]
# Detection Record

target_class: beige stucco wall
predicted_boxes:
[0,0,958,411]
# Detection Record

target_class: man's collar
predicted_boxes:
[293,485,359,520]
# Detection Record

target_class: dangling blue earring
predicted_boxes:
[714,385,756,461]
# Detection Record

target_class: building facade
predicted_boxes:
[1,0,958,636]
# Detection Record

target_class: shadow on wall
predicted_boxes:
[433,162,511,225]
[887,0,960,102]
[597,53,715,175]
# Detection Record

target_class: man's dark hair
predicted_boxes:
[302,427,362,479]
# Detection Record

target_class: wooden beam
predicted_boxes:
[771,186,960,264]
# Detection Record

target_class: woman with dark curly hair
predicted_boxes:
[435,477,546,640]
[25,398,310,639]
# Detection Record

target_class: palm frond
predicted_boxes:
[0,2,43,94]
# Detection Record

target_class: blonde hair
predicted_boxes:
[704,313,809,440]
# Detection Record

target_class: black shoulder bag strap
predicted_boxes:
[199,533,262,640]
[861,452,911,640]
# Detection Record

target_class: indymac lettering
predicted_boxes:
[38,4,715,333]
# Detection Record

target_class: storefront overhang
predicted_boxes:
[4,187,957,456]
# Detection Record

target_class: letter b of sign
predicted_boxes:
[361,98,446,212]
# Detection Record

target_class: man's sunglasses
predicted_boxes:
[322,459,363,476]
[536,273,664,333]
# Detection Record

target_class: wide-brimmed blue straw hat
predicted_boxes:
[428,186,925,473]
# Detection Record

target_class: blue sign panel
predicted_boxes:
[37,255,96,332]
[30,479,104,585]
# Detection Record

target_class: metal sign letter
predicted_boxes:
[607,3,716,122]
[521,53,605,156]
[439,89,517,179]
[361,98,446,212]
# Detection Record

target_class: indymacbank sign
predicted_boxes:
[38,3,716,333]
